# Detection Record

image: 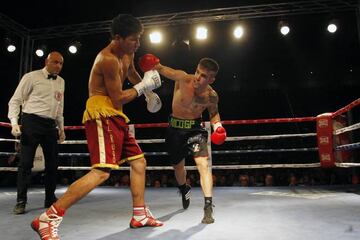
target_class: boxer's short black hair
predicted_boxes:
[110,14,143,39]
[199,58,219,74]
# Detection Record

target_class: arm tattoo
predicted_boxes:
[208,90,219,119]
[209,90,218,104]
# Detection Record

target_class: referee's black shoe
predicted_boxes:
[13,201,26,214]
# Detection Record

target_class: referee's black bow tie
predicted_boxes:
[47,74,57,80]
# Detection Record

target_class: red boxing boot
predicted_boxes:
[130,206,163,228]
[31,205,65,240]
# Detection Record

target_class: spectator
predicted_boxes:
[288,173,297,186]
[265,174,274,186]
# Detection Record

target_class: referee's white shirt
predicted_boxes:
[8,68,65,130]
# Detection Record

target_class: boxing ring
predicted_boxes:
[0,98,359,240]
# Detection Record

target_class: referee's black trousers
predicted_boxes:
[16,113,59,203]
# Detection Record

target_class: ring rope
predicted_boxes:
[0,122,11,128]
[335,142,360,151]
[64,125,84,130]
[61,140,87,144]
[136,139,165,144]
[0,98,357,130]
[212,148,318,154]
[335,162,360,167]
[0,147,319,158]
[0,116,317,131]
[221,117,316,125]
[0,163,321,172]
[226,133,316,141]
[64,139,183,144]
[332,98,360,118]
[0,138,166,144]
[334,122,360,135]
[0,138,19,143]
[0,133,317,144]
[0,152,18,156]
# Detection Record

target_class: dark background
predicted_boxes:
[1,0,359,128]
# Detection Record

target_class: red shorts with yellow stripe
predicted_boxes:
[84,115,143,169]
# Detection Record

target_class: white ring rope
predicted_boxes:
[335,162,360,167]
[61,140,87,144]
[61,139,166,144]
[0,146,319,158]
[334,122,360,135]
[2,123,352,144]
[0,163,321,172]
[0,138,19,143]
[226,133,316,141]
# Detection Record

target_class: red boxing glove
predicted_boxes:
[139,54,160,72]
[211,123,227,145]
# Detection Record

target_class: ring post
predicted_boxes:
[316,113,335,168]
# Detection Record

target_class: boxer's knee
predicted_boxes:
[92,168,111,182]
[195,157,210,172]
[130,157,146,174]
[173,159,185,171]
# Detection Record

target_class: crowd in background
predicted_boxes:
[105,168,359,188]
[2,166,358,188]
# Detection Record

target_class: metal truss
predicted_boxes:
[0,13,28,37]
[27,0,358,40]
[0,0,358,76]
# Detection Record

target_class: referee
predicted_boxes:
[8,51,66,214]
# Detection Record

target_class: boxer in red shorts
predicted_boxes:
[84,97,144,169]
[31,14,163,240]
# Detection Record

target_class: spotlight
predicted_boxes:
[35,45,47,57]
[327,19,339,33]
[7,44,16,52]
[280,26,290,35]
[5,38,16,52]
[196,26,208,40]
[233,26,244,39]
[278,21,290,36]
[149,31,162,44]
[327,23,337,33]
[68,41,81,54]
